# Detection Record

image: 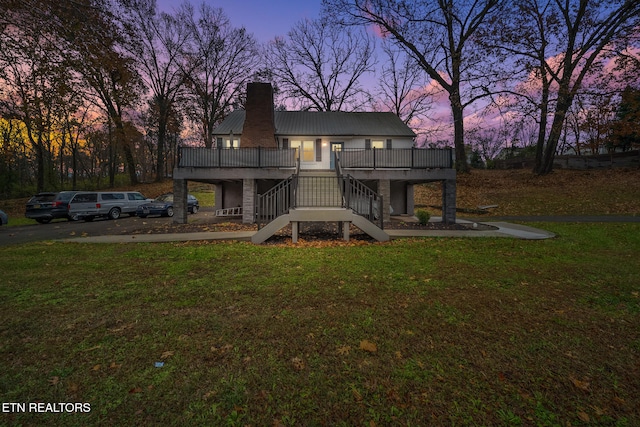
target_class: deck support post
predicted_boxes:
[173,178,188,224]
[378,179,391,222]
[442,178,457,224]
[242,179,256,224]
[292,221,299,243]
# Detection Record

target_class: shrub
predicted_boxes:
[416,209,430,225]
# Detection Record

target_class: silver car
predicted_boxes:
[68,191,152,221]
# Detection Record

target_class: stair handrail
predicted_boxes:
[335,151,383,229]
[343,176,383,229]
[255,175,296,229]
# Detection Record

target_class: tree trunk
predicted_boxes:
[35,143,45,192]
[110,112,138,186]
[533,87,549,174]
[535,92,573,175]
[450,88,469,173]
[155,112,166,182]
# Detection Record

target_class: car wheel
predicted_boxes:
[191,205,199,214]
[166,207,174,217]
[36,218,51,224]
[108,207,121,220]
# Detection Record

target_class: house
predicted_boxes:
[172,82,456,243]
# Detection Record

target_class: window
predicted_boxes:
[102,193,124,200]
[290,140,316,162]
[224,139,238,149]
[371,140,384,149]
[365,139,384,150]
[73,193,97,203]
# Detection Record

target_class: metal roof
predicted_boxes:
[213,110,416,138]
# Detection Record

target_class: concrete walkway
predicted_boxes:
[61,218,555,244]
[387,221,555,240]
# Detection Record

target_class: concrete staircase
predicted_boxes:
[295,171,343,207]
[252,171,389,244]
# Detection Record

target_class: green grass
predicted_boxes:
[1,223,639,425]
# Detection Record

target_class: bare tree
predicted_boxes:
[324,0,502,172]
[178,3,259,148]
[265,17,374,112]
[492,0,640,174]
[62,0,143,186]
[118,0,190,181]
[375,42,435,126]
[0,0,75,191]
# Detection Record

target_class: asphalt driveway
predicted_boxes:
[0,209,220,246]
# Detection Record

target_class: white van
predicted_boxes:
[68,191,152,221]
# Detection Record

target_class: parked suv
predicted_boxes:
[25,191,78,223]
[68,191,151,221]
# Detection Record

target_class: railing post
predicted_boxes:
[369,195,373,221]
[255,188,261,230]
[258,146,262,168]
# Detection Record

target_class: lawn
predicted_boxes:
[1,168,639,425]
[1,221,639,425]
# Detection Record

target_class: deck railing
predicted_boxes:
[338,148,453,169]
[179,147,297,168]
[178,147,453,169]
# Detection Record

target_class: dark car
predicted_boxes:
[0,209,8,226]
[136,193,199,218]
[25,191,78,223]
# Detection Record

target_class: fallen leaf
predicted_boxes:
[129,387,143,394]
[359,340,377,353]
[49,376,60,386]
[570,377,590,392]
[351,387,363,401]
[92,364,101,371]
[337,345,351,355]
[291,357,305,371]
[577,411,590,422]
[161,351,174,359]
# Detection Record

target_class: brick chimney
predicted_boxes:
[241,82,277,148]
